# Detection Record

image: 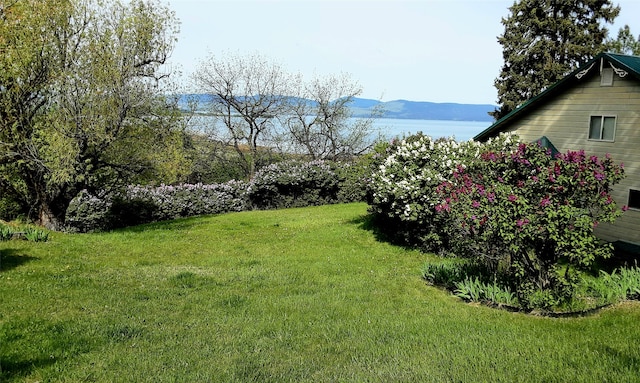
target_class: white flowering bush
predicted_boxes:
[366,133,518,250]
[65,190,115,232]
[66,180,249,232]
[126,180,249,220]
[65,159,367,231]
[247,160,340,209]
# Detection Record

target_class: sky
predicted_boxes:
[166,0,640,105]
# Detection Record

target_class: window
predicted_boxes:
[628,190,640,210]
[589,115,616,141]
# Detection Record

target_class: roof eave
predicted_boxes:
[473,52,627,142]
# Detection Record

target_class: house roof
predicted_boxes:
[474,52,640,142]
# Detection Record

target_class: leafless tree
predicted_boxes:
[279,72,381,160]
[192,52,294,178]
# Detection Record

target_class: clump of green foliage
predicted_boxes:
[0,224,14,241]
[423,259,640,313]
[0,223,49,243]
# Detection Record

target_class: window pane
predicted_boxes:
[629,189,640,210]
[602,116,616,141]
[589,116,602,139]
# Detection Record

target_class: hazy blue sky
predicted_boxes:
[166,0,640,104]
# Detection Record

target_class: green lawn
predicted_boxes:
[2,203,640,382]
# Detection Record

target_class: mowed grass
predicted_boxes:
[2,203,640,382]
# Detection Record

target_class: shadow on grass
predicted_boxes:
[0,249,38,272]
[1,320,101,381]
[589,241,640,275]
[349,213,425,252]
[0,357,57,382]
[108,215,209,234]
[600,344,640,372]
[349,214,389,242]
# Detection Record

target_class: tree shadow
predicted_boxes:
[0,249,38,272]
[0,357,58,381]
[598,344,640,373]
[0,319,98,381]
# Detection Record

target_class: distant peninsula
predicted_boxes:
[179,95,497,122]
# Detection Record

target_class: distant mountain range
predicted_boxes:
[179,95,496,122]
[350,98,495,121]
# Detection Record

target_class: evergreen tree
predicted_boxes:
[492,0,619,120]
[606,25,640,55]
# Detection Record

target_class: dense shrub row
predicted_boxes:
[367,133,627,309]
[66,159,368,232]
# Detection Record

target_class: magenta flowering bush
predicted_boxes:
[437,140,625,306]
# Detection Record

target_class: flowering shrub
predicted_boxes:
[247,160,340,209]
[65,190,114,232]
[66,180,249,232]
[368,132,627,308]
[366,133,509,250]
[125,180,249,221]
[437,139,625,307]
[66,160,366,232]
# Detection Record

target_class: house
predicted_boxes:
[474,52,640,245]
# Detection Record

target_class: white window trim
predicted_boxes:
[587,114,617,142]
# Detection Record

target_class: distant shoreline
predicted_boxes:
[178,94,496,123]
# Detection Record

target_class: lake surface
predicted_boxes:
[372,118,490,142]
[187,116,491,143]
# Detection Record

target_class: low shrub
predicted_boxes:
[65,190,113,232]
[247,160,340,210]
[65,159,370,232]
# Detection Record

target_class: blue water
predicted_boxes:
[187,116,491,143]
[371,118,490,142]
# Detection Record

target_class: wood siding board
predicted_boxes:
[504,71,640,244]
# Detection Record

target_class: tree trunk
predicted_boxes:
[37,201,67,231]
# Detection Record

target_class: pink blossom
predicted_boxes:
[508,194,518,202]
